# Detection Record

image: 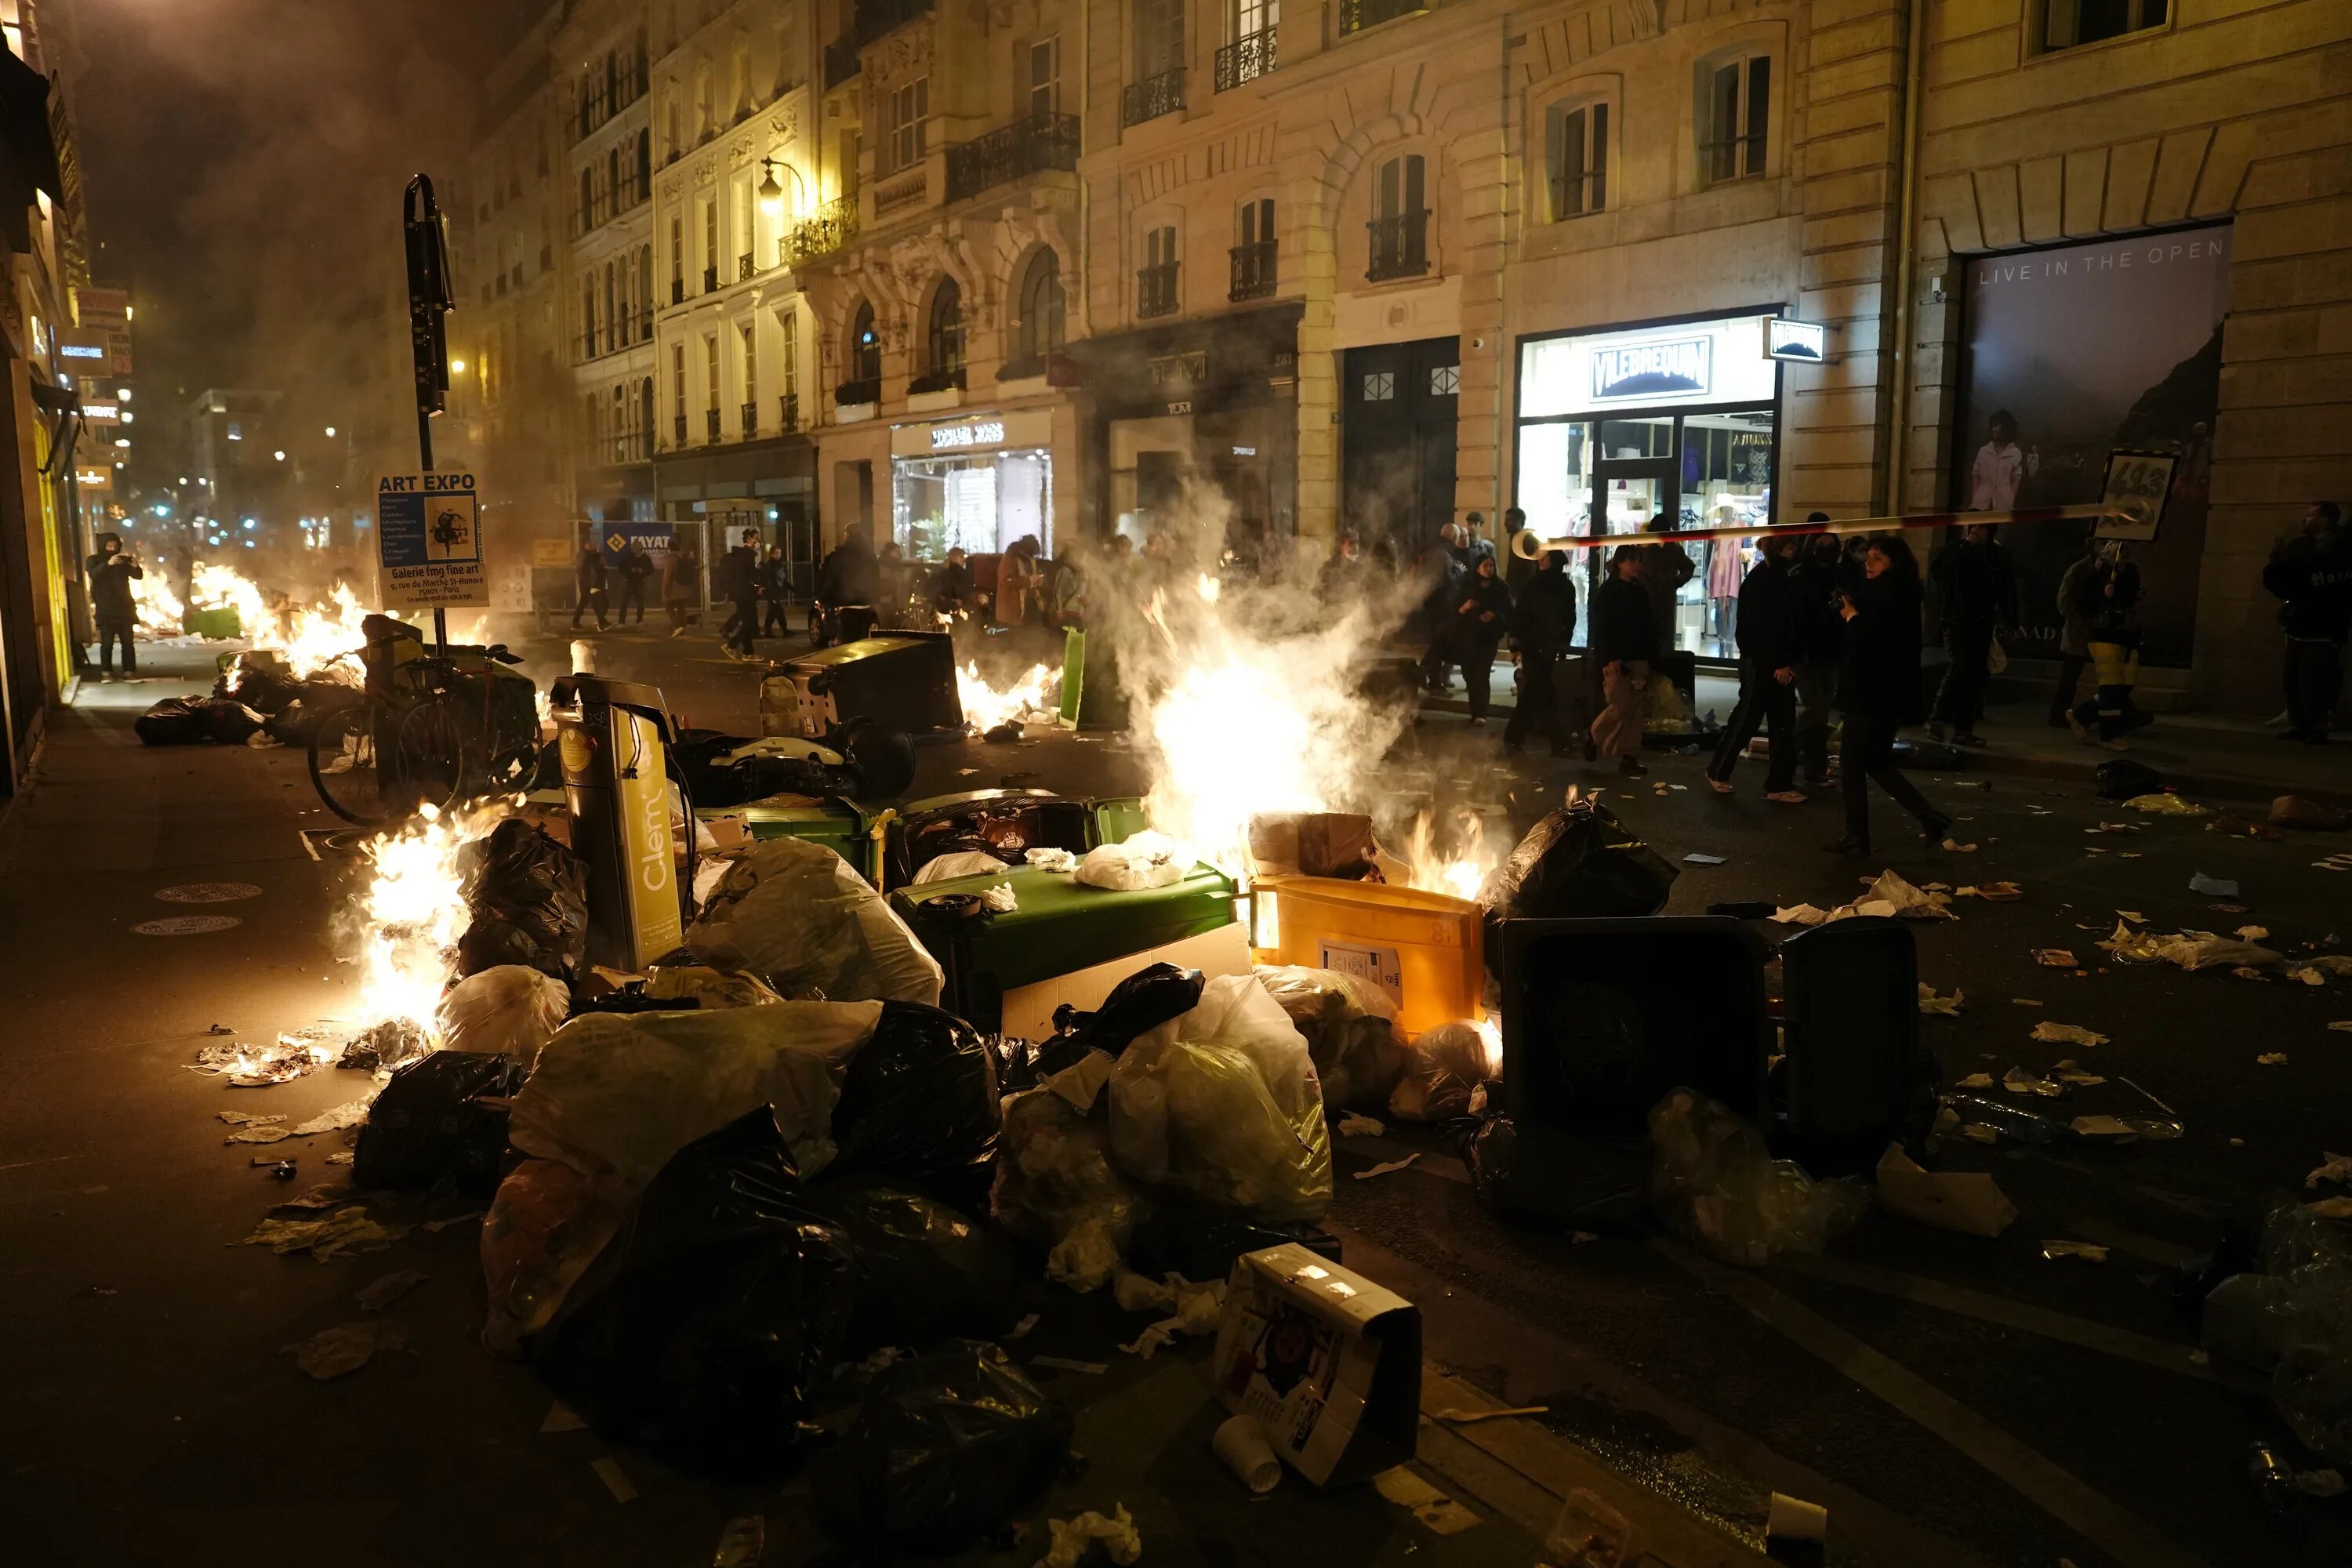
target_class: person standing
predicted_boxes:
[1503,548,1576,755]
[1451,554,1512,725]
[571,543,610,632]
[817,528,879,643]
[1317,531,1367,606]
[1828,534,1951,856]
[2065,542,2145,750]
[615,540,653,625]
[1461,512,1497,572]
[760,545,792,637]
[718,529,761,657]
[1587,545,1653,778]
[1635,520,1695,659]
[85,532,142,681]
[995,535,1040,628]
[934,546,977,622]
[1926,522,2016,746]
[1048,543,1091,631]
[2049,536,2100,727]
[1968,410,2025,511]
[1705,532,1805,801]
[1418,523,1468,693]
[1787,519,1845,789]
[2265,501,2352,744]
[662,544,700,637]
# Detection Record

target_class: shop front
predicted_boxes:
[1512,310,1781,661]
[888,409,1058,562]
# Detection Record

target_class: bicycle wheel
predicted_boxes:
[394,695,477,815]
[309,705,393,826]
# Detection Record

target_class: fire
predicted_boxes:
[191,561,267,633]
[274,584,370,681]
[352,803,478,1041]
[1474,1014,1503,1077]
[1142,641,1336,867]
[130,572,185,635]
[1404,805,1498,902]
[958,660,1060,732]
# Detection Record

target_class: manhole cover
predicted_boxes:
[154,881,263,904]
[132,915,245,936]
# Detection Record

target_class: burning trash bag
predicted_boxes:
[530,1108,857,1479]
[826,1002,1002,1213]
[436,964,571,1058]
[789,1177,1024,1355]
[353,1049,530,1197]
[1475,794,1676,934]
[456,818,590,982]
[1255,964,1406,1112]
[815,1340,1073,1555]
[685,836,945,1007]
[214,652,303,715]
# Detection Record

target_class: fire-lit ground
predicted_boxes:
[5,632,2351,1567]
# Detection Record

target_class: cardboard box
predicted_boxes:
[1212,1244,1421,1487]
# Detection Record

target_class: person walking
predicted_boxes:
[614,540,653,625]
[2049,536,2099,727]
[816,528,879,644]
[718,529,761,657]
[662,544,700,637]
[85,532,141,681]
[1418,523,1468,693]
[1503,548,1577,754]
[760,546,792,637]
[1828,534,1951,856]
[1787,519,1845,788]
[1926,522,2016,746]
[1968,410,2025,511]
[1705,532,1806,801]
[2064,542,2146,750]
[570,543,610,632]
[1451,554,1512,725]
[2264,501,2352,744]
[1587,544,1653,777]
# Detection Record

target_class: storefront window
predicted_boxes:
[890,413,1056,561]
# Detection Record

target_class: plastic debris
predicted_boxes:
[1682,853,1727,866]
[539,1400,586,1433]
[2033,949,2079,967]
[2069,1115,2138,1143]
[1336,1112,1386,1138]
[1647,1089,1870,1267]
[2128,793,2211,818]
[355,1269,428,1311]
[1373,1466,1483,1535]
[2258,1053,2290,1066]
[2299,1470,2347,1499]
[1354,1155,1420,1181]
[1075,831,1190,891]
[2041,1240,2108,1262]
[1956,880,2024,900]
[2003,1066,2064,1098]
[191,1035,328,1087]
[1041,1505,1142,1567]
[1766,1492,1829,1546]
[1875,1145,2016,1237]
[2031,1022,2109,1047]
[437,965,573,1057]
[285,1319,407,1380]
[1954,1072,1995,1090]
[686,837,945,1005]
[2159,935,2281,971]
[1916,984,1964,1017]
[238,1206,409,1262]
[2237,925,2271,942]
[1214,1414,1283,1494]
[2187,870,2240,897]
[1025,847,1079,874]
[2332,1023,2352,1035]
[1961,1123,1999,1144]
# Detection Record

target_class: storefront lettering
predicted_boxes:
[931,421,1006,451]
[1592,337,1711,401]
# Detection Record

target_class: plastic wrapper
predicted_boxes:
[530,1108,856,1479]
[1256,964,1406,1112]
[913,849,1014,884]
[1386,1019,1491,1123]
[1646,1088,1870,1266]
[643,964,784,1009]
[509,1002,881,1191]
[456,819,590,982]
[789,1178,1023,1353]
[827,1002,1002,1213]
[352,1050,528,1197]
[685,836,945,1006]
[1475,795,1676,930]
[436,965,572,1058]
[1075,829,1189,891]
[993,1086,1145,1292]
[1030,963,1206,1082]
[1107,974,1333,1224]
[815,1340,1073,1555]
[2198,1201,2352,1461]
[481,1156,630,1352]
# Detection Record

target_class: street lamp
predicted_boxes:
[325,426,336,437]
[274,450,286,461]
[757,158,786,220]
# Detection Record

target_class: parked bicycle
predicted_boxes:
[309,622,540,826]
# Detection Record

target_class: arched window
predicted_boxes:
[848,300,881,383]
[1015,249,1065,362]
[927,278,965,376]
[1367,154,1428,280]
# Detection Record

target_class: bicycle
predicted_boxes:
[309,637,539,826]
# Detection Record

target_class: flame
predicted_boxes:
[1404,806,1497,902]
[130,572,185,634]
[191,561,267,632]
[1196,572,1221,603]
[351,803,478,1042]
[274,584,370,681]
[1474,1014,1503,1077]
[957,660,1060,732]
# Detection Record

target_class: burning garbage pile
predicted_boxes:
[131,565,382,749]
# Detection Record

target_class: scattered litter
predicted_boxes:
[2099,922,2168,962]
[224,1123,295,1145]
[591,1456,637,1504]
[2069,1115,2139,1143]
[1961,1123,1999,1144]
[2160,935,2281,971]
[285,1319,407,1380]
[2004,1067,2064,1098]
[1955,1072,1995,1090]
[270,1182,351,1213]
[2011,998,2044,1007]
[2129,794,2211,818]
[2257,1053,2289,1066]
[216,1110,284,1127]
[1771,904,1832,926]
[1941,838,1979,853]
[1025,847,1078,874]
[2041,1240,2108,1263]
[2117,910,2147,924]
[237,1206,409,1261]
[711,1516,766,1568]
[1649,1090,1870,1265]
[1682,853,1727,866]
[978,881,1019,913]
[1075,832,1189,891]
[325,1152,354,1167]
[2187,871,2241,898]
[1876,1145,2016,1237]
[2052,1062,2106,1087]
[1336,1112,1386,1138]
[2299,1470,2347,1500]
[1916,984,1964,1017]
[2309,1199,2352,1221]
[1955,880,2024,900]
[1374,1466,1483,1535]
[1007,1312,1040,1341]
[1042,1505,1143,1566]
[2237,925,2271,942]
[289,1098,376,1137]
[1766,1492,1829,1546]
[2031,1022,2109,1047]
[1355,1155,1420,1181]
[1030,1356,1109,1375]
[539,1400,586,1433]
[2033,949,2078,967]
[2332,1022,2352,1035]
[191,1035,332,1087]
[1432,1405,1552,1425]
[1214,1415,1283,1494]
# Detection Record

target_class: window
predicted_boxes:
[1218,0,1277,89]
[742,323,758,417]
[582,278,597,355]
[604,262,618,346]
[1429,364,1459,396]
[779,307,800,401]
[1545,100,1607,220]
[2041,0,2167,50]
[1700,54,1770,184]
[638,247,653,326]
[848,300,881,383]
[701,198,719,286]
[1139,224,1179,318]
[1134,0,1184,78]
[1234,0,1278,36]
[1028,38,1060,120]
[1361,372,1394,401]
[670,342,687,429]
[1015,249,1066,361]
[578,167,593,228]
[634,129,652,194]
[1232,198,1276,299]
[1367,154,1428,280]
[669,216,684,300]
[927,278,966,376]
[704,333,720,420]
[887,78,930,174]
[840,129,862,197]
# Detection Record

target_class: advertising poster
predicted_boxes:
[1955,225,2230,667]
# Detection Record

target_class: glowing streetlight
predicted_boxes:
[325,426,336,437]
[757,158,786,220]
[273,449,286,461]
[450,358,468,373]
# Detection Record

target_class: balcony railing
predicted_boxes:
[1365,209,1430,281]
[673,413,688,445]
[739,252,756,281]
[1229,240,1276,301]
[671,277,685,305]
[705,407,723,441]
[1137,261,1179,319]
[702,265,719,293]
[825,0,935,86]
[740,400,759,437]
[835,376,881,407]
[1339,0,1423,34]
[1215,29,1276,92]
[778,392,800,433]
[945,111,1080,203]
[586,430,652,466]
[787,196,860,265]
[1122,67,1185,127]
[572,56,652,143]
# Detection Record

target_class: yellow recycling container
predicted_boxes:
[1256,875,1483,1040]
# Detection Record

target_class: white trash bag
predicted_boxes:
[1076,830,1190,891]
[436,965,571,1059]
[684,836,944,1006]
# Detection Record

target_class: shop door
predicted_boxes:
[1581,416,1686,648]
[1341,336,1459,557]
[775,500,815,599]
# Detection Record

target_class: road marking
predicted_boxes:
[1658,1242,2211,1568]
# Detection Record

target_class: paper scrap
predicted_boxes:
[2004,1066,2063,1098]
[1955,1072,1996,1090]
[1043,1507,1143,1568]
[2331,1022,2352,1034]
[2307,1199,2352,1221]
[237,1207,409,1262]
[591,1456,637,1504]
[2256,1052,2289,1066]
[2237,924,2270,941]
[2187,871,2239,897]
[1941,838,1980,853]
[1877,1145,2016,1237]
[2031,1022,2109,1047]
[540,1400,587,1433]
[2041,1240,2109,1262]
[1336,1112,1386,1138]
[2033,949,2079,967]
[1355,1155,1421,1180]
[712,1516,766,1568]
[1682,853,1727,866]
[355,1269,429,1312]
[1917,984,1964,1017]
[285,1319,406,1380]
[1374,1466,1483,1536]
[2069,1115,2139,1142]
[216,1109,285,1127]
[2308,1153,2352,1189]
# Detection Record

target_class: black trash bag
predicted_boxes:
[1033,962,1206,1078]
[134,698,207,746]
[264,682,363,748]
[1475,795,1675,933]
[2095,757,2164,800]
[1124,1204,1343,1283]
[828,1002,1001,1211]
[353,1049,528,1197]
[815,1340,1073,1555]
[216,662,303,715]
[531,1107,856,1479]
[456,818,589,982]
[789,1178,1023,1354]
[198,698,267,745]
[1463,1115,1523,1218]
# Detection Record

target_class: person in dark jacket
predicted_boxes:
[1419,524,1468,692]
[760,546,792,637]
[1503,549,1577,754]
[934,546,977,622]
[815,528,879,644]
[2265,502,2351,744]
[86,532,142,680]
[2064,542,2146,749]
[1786,517,1846,787]
[1706,532,1806,799]
[717,528,762,656]
[1451,554,1512,724]
[1587,544,1655,776]
[1828,534,1951,855]
[1927,522,2018,746]
[571,544,609,632]
[615,540,654,625]
[2049,535,2100,726]
[1636,521,1695,660]
[1317,532,1367,605]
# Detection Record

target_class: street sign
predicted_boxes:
[2096,449,2179,543]
[1764,318,1826,363]
[531,537,574,568]
[376,471,486,610]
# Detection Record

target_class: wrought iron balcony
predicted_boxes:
[874,173,929,217]
[1137,261,1179,319]
[1229,239,1276,301]
[739,252,756,281]
[741,400,759,437]
[778,393,800,433]
[671,277,685,305]
[1215,29,1276,92]
[946,112,1080,203]
[1339,0,1422,34]
[786,196,860,266]
[1122,67,1184,127]
[702,265,719,293]
[1365,209,1429,281]
[705,407,723,440]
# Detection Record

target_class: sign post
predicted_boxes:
[402,174,456,649]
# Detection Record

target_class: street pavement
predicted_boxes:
[2,627,2348,1566]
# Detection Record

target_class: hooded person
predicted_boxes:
[1502,548,1577,754]
[1704,531,1805,800]
[817,528,879,643]
[86,532,143,681]
[1451,554,1512,724]
[1828,533,1951,857]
